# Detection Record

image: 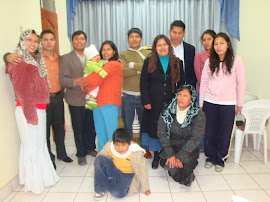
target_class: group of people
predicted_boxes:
[5,19,245,199]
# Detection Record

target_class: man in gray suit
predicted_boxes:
[60,30,96,166]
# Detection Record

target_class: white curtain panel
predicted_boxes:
[72,0,237,53]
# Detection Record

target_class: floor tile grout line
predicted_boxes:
[6,145,270,201]
[247,150,265,161]
[200,190,208,202]
[247,172,267,190]
[3,190,18,201]
[73,191,79,202]
[41,190,49,201]
[222,173,250,191]
[194,177,203,193]
[263,189,270,197]
[165,169,174,202]
[194,176,207,202]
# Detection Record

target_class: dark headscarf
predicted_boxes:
[161,84,199,137]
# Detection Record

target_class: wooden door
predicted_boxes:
[41,8,59,54]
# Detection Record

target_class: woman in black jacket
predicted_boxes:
[157,85,206,186]
[140,35,185,169]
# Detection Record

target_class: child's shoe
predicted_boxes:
[88,97,98,109]
[93,192,106,201]
[85,98,98,110]
[85,101,92,110]
[85,103,90,109]
[144,150,152,159]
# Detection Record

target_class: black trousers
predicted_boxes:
[203,101,235,167]
[46,93,67,163]
[69,105,96,157]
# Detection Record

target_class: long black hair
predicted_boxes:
[148,34,181,93]
[99,40,119,61]
[210,32,234,75]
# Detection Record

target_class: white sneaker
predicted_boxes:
[93,192,106,201]
[215,165,224,172]
[204,161,214,169]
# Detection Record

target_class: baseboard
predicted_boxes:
[0,175,19,201]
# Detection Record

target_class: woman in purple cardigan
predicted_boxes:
[7,29,59,194]
[194,29,216,151]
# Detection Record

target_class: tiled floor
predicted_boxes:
[3,132,270,202]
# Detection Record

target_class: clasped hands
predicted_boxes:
[74,77,88,92]
[166,156,183,169]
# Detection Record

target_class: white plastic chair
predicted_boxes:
[235,92,259,147]
[244,92,260,103]
[236,92,259,122]
[234,100,270,164]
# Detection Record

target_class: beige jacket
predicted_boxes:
[95,141,150,196]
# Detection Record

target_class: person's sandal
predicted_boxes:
[215,165,224,172]
[204,161,214,169]
[93,192,106,201]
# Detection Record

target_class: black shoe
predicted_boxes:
[62,156,73,163]
[152,161,159,169]
[88,150,97,157]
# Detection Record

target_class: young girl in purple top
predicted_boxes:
[194,30,216,93]
[194,30,216,152]
[199,32,246,172]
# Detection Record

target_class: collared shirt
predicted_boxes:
[172,41,185,71]
[75,51,86,68]
[44,51,61,93]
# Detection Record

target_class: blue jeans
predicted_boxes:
[121,93,144,140]
[94,156,134,198]
[93,104,119,151]
[68,105,96,157]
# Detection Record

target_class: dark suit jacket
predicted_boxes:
[183,41,197,89]
[59,50,86,106]
[140,57,185,138]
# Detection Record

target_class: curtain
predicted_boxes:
[219,0,240,40]
[71,0,237,53]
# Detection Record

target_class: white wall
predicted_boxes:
[55,0,72,55]
[0,0,42,190]
[0,0,70,191]
[55,0,73,128]
[236,0,270,147]
[237,0,270,99]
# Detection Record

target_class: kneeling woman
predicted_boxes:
[157,85,205,186]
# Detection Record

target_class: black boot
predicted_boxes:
[152,151,160,169]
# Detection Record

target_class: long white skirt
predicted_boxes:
[15,106,59,194]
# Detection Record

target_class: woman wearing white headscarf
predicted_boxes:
[7,29,59,194]
[157,85,206,186]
